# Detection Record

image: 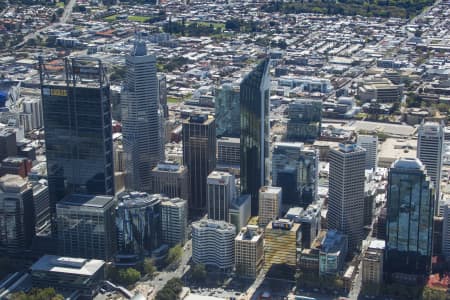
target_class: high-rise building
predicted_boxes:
[207,171,236,221]
[285,203,321,249]
[121,40,163,191]
[0,129,17,161]
[56,194,116,261]
[0,174,34,254]
[151,161,188,201]
[158,74,168,119]
[182,114,216,216]
[192,219,236,270]
[160,197,187,247]
[272,142,318,208]
[286,99,322,142]
[328,143,366,251]
[357,135,378,170]
[235,225,264,278]
[217,137,240,167]
[442,201,450,259]
[362,240,385,294]
[240,58,270,216]
[32,180,50,234]
[418,122,444,214]
[385,158,434,278]
[229,194,252,233]
[39,57,114,216]
[22,97,44,130]
[215,83,240,138]
[115,192,161,263]
[258,186,282,227]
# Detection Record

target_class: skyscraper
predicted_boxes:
[160,197,188,247]
[357,135,378,170]
[258,186,282,227]
[240,58,270,216]
[417,122,444,214]
[39,57,114,216]
[182,114,216,216]
[215,83,240,138]
[328,143,366,251]
[151,161,188,201]
[385,158,434,278]
[272,142,318,208]
[121,40,163,191]
[286,99,322,142]
[207,171,236,221]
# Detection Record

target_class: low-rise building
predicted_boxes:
[317,230,348,276]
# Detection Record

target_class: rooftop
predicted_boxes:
[30,255,105,276]
[58,194,115,209]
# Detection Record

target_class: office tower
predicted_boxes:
[0,157,32,178]
[56,194,116,261]
[192,219,236,270]
[235,225,264,278]
[258,186,282,227]
[0,129,17,161]
[207,171,236,221]
[385,158,434,278]
[39,57,114,216]
[115,192,161,262]
[357,135,378,170]
[160,197,187,247]
[0,174,34,254]
[182,114,216,216]
[272,142,318,208]
[362,240,385,295]
[121,39,163,192]
[217,137,240,167]
[263,219,300,272]
[441,201,450,260]
[328,143,366,251]
[215,83,240,137]
[418,122,444,213]
[433,216,443,256]
[229,194,252,233]
[158,74,168,119]
[240,58,270,215]
[32,180,50,234]
[318,230,348,276]
[285,203,321,249]
[22,97,44,130]
[151,161,188,201]
[286,99,322,142]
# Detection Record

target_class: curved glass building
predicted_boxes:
[115,192,161,262]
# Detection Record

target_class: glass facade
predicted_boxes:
[240,58,270,216]
[272,142,318,209]
[115,192,162,258]
[386,158,434,276]
[215,83,240,138]
[40,58,114,216]
[286,99,322,142]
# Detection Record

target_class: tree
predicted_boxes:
[117,268,141,286]
[11,288,64,300]
[166,244,183,266]
[155,277,183,300]
[191,263,207,282]
[143,258,157,278]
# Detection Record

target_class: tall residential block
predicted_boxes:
[207,171,236,221]
[192,219,236,270]
[418,122,444,213]
[357,134,378,170]
[286,99,322,142]
[362,240,385,294]
[258,186,282,227]
[39,57,114,215]
[151,161,188,201]
[235,225,264,278]
[328,143,366,251]
[115,192,161,262]
[272,142,318,208]
[215,83,240,138]
[121,40,163,191]
[182,114,216,216]
[385,158,434,278]
[240,58,270,215]
[0,174,35,254]
[161,197,187,247]
[56,194,116,261]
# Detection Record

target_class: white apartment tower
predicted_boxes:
[418,121,444,214]
[258,186,282,227]
[121,39,163,192]
[160,197,188,247]
[328,143,366,251]
[207,171,236,221]
[357,134,378,170]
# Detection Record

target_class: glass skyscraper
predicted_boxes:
[39,57,115,216]
[286,99,322,142]
[272,142,318,209]
[240,58,270,216]
[385,158,434,278]
[215,83,240,138]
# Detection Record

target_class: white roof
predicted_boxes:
[30,255,105,276]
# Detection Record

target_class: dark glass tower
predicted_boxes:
[39,57,115,217]
[182,114,216,217]
[240,58,270,216]
[385,158,434,279]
